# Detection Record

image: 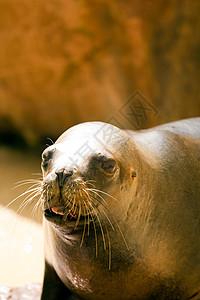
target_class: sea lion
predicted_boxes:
[40,118,200,300]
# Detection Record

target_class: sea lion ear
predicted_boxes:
[130,169,137,179]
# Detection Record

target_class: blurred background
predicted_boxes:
[0,0,199,288]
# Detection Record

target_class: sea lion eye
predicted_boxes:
[41,149,54,170]
[102,159,117,175]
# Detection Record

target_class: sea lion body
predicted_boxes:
[41,118,200,300]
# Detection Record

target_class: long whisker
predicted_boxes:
[112,215,129,251]
[46,137,55,145]
[31,196,43,220]
[86,188,129,251]
[30,173,43,177]
[87,202,98,257]
[87,189,107,206]
[97,207,115,231]
[75,197,82,229]
[83,188,111,215]
[86,196,113,269]
[80,200,88,247]
[82,188,92,236]
[86,192,114,230]
[86,201,106,251]
[63,189,77,221]
[13,179,42,189]
[14,178,42,184]
[88,188,118,202]
[16,190,41,216]
[105,226,112,270]
[7,186,41,210]
[88,193,109,213]
[84,180,96,188]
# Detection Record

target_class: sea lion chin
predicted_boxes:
[41,118,200,300]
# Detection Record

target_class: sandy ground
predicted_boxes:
[0,146,44,286]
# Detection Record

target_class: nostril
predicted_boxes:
[55,169,73,187]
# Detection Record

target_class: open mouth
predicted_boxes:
[44,207,87,223]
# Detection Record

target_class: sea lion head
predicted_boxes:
[41,122,137,233]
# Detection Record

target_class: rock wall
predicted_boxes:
[0,0,199,147]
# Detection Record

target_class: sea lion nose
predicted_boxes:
[55,168,73,187]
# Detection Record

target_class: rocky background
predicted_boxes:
[0,0,200,149]
[0,0,200,288]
